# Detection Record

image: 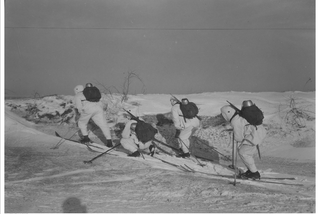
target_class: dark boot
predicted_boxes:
[80,135,91,144]
[128,151,140,157]
[241,171,260,180]
[177,148,184,154]
[105,139,113,148]
[183,153,190,158]
[238,169,252,178]
[246,171,261,180]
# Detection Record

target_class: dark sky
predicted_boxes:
[5,0,315,97]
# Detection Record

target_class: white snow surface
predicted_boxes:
[4,91,316,213]
[5,91,315,161]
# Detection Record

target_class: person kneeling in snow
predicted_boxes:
[220,100,267,180]
[74,83,113,148]
[120,120,155,157]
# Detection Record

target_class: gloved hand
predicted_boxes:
[174,129,181,138]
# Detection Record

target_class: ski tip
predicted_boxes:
[83,161,92,164]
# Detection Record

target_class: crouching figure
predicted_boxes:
[120,120,155,157]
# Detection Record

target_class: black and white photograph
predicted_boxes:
[2,0,316,213]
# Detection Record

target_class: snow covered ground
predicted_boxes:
[3,91,315,212]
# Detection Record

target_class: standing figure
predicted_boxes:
[170,97,200,158]
[73,83,113,147]
[221,100,266,180]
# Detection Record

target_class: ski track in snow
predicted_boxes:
[4,93,315,213]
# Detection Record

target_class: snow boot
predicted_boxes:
[239,169,252,177]
[128,151,140,157]
[238,169,251,178]
[241,171,261,180]
[105,139,113,148]
[247,171,261,180]
[80,136,91,144]
[177,148,184,154]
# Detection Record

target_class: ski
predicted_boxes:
[193,138,298,181]
[259,176,296,181]
[153,144,206,167]
[186,155,206,167]
[84,144,102,153]
[179,165,193,172]
[151,156,192,172]
[151,142,176,157]
[152,138,181,152]
[184,164,196,173]
[239,175,297,181]
[195,156,297,181]
[193,138,232,161]
[151,141,205,167]
[54,131,105,150]
[223,164,297,181]
[225,165,296,181]
[237,177,303,186]
[188,169,303,186]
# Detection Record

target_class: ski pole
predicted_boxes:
[51,129,79,149]
[178,137,205,167]
[197,128,233,161]
[233,133,237,186]
[83,143,121,164]
[51,129,72,149]
[152,138,181,153]
[51,136,66,150]
[137,144,145,160]
[140,151,145,159]
[194,138,232,162]
[151,141,175,156]
[230,131,234,169]
[256,145,262,160]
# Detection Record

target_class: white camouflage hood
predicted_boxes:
[74,85,84,95]
[220,105,236,122]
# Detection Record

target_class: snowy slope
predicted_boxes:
[4,91,315,213]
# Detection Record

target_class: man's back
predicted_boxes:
[83,86,101,102]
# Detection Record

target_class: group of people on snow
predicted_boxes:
[73,83,266,180]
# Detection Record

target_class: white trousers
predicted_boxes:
[238,144,258,172]
[78,102,111,139]
[178,123,199,153]
[120,138,153,153]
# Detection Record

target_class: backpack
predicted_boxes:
[83,86,101,102]
[239,104,264,126]
[135,121,158,143]
[179,98,199,119]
